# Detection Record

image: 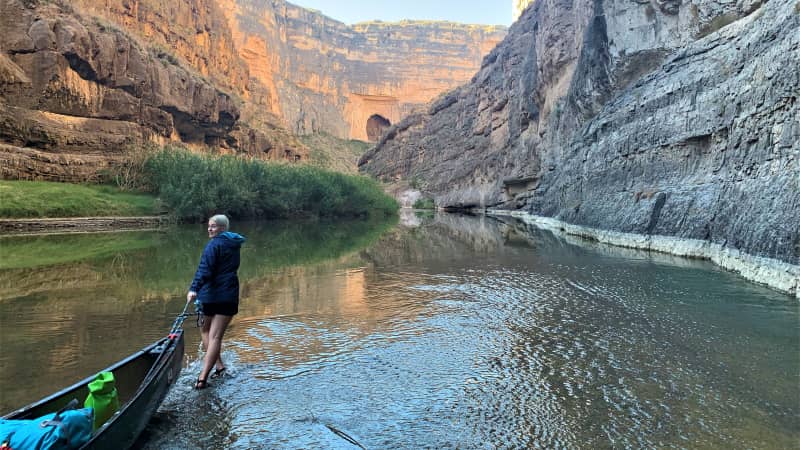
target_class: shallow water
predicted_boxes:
[1,213,797,448]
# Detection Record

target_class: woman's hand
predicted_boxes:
[187,291,198,303]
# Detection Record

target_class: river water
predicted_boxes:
[0,212,797,448]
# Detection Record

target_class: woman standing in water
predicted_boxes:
[187,214,246,389]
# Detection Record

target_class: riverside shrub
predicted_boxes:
[143,149,398,220]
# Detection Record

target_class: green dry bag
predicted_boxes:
[83,371,120,431]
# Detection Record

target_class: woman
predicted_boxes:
[186,214,246,389]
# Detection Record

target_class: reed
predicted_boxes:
[143,149,398,221]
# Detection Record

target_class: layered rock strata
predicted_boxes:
[226,0,506,141]
[0,0,505,181]
[0,0,304,181]
[360,0,799,295]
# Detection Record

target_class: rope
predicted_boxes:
[142,302,193,382]
[169,300,194,335]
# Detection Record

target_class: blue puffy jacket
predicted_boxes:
[190,231,246,304]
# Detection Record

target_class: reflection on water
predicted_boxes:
[1,214,797,449]
[0,218,395,410]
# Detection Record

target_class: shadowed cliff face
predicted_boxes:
[360,0,799,266]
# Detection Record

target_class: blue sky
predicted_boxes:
[287,0,512,26]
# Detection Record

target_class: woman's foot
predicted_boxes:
[210,367,226,379]
[194,378,209,390]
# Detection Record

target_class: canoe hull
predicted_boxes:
[3,331,185,450]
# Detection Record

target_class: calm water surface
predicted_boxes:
[0,213,797,449]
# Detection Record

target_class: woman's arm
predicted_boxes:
[189,241,218,294]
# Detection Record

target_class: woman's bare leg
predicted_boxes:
[200,315,225,371]
[201,315,210,352]
[198,314,233,383]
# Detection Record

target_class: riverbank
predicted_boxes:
[0,180,159,218]
[490,210,800,299]
[0,216,171,235]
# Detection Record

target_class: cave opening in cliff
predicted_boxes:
[366,114,391,141]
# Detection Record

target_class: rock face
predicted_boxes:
[360,0,799,271]
[0,0,304,181]
[513,0,535,22]
[225,1,506,141]
[0,0,504,181]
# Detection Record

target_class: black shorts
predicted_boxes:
[200,302,238,316]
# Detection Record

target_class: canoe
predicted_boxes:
[2,329,184,449]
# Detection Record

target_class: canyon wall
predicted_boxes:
[0,0,505,181]
[226,0,506,141]
[513,0,535,22]
[359,0,799,293]
[0,0,304,181]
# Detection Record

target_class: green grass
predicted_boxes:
[0,146,396,221]
[0,181,159,218]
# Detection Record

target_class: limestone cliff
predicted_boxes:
[226,0,506,141]
[0,0,305,181]
[359,0,799,293]
[0,0,505,180]
[513,0,535,22]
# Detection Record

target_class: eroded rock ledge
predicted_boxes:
[0,216,170,235]
[0,0,306,182]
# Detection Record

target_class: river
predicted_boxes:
[0,212,797,448]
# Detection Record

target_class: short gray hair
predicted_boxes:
[210,214,229,230]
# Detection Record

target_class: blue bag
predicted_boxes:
[0,403,93,450]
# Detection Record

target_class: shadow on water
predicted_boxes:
[2,212,798,449]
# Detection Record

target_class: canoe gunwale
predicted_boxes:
[2,330,185,449]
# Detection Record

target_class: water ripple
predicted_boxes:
[130,218,800,449]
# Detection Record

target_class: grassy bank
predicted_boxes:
[0,181,159,218]
[1,148,397,221]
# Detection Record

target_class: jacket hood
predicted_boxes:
[219,231,246,246]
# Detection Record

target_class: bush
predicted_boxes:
[143,148,398,221]
[104,143,158,192]
[413,197,435,210]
